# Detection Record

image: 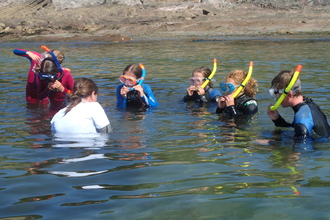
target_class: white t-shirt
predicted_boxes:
[51,102,110,134]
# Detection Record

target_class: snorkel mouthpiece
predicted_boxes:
[269,64,302,111]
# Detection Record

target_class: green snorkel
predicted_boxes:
[270,64,302,111]
[232,61,254,98]
[201,58,217,88]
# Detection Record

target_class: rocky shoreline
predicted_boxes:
[1,1,330,42]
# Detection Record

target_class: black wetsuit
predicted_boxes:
[216,94,258,117]
[272,97,330,139]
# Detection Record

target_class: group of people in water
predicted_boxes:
[14,46,330,141]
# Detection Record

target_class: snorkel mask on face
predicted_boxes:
[38,58,59,82]
[269,79,301,100]
[38,72,57,82]
[40,45,64,82]
[189,77,204,86]
[269,65,303,111]
[119,75,138,87]
[219,82,238,93]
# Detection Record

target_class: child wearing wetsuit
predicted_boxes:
[13,48,69,107]
[267,70,330,139]
[183,66,222,103]
[116,64,158,108]
[216,70,258,117]
[37,58,74,111]
[13,48,49,105]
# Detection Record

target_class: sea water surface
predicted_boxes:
[1,38,330,219]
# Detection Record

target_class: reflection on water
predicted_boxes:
[1,39,330,219]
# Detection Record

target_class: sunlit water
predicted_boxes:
[1,38,330,219]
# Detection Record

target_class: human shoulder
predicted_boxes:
[51,107,67,123]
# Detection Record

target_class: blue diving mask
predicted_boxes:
[219,83,238,93]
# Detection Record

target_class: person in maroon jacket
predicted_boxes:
[13,48,67,106]
[37,58,74,111]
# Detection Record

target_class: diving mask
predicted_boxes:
[38,72,57,82]
[269,79,301,101]
[119,75,138,87]
[189,77,204,86]
[219,83,238,93]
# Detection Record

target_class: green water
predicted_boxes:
[1,38,330,219]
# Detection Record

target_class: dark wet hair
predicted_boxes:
[40,58,58,75]
[123,64,142,78]
[65,77,98,115]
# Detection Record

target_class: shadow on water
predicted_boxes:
[1,39,330,219]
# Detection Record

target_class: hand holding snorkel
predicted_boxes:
[120,63,146,98]
[218,61,253,109]
[40,45,65,92]
[187,59,217,96]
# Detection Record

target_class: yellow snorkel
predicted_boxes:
[232,61,254,98]
[201,58,217,88]
[270,64,302,111]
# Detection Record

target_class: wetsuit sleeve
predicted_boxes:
[142,84,158,107]
[293,105,314,138]
[61,69,74,94]
[272,115,293,127]
[242,100,258,115]
[198,94,208,102]
[208,88,222,102]
[183,93,196,102]
[13,48,30,60]
[116,84,126,108]
[293,123,309,139]
[216,107,224,114]
[216,105,236,116]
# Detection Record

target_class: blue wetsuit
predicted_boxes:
[183,87,222,103]
[116,84,158,108]
[272,97,330,139]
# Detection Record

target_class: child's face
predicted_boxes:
[220,78,239,95]
[119,72,138,87]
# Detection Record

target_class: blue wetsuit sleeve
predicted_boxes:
[116,84,127,108]
[209,88,222,102]
[142,84,158,107]
[294,105,314,138]
[13,48,32,62]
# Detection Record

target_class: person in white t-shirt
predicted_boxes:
[51,77,112,134]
